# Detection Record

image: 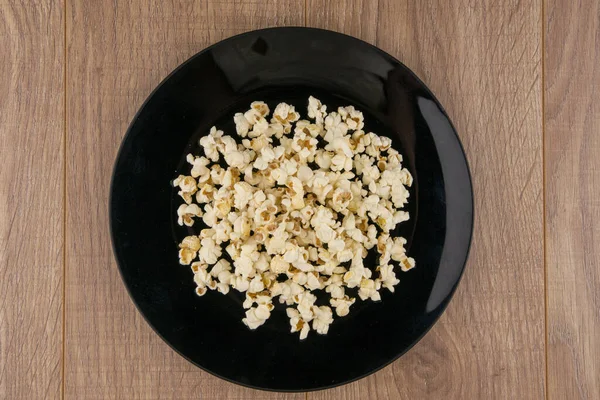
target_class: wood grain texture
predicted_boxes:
[64,1,304,398]
[545,0,600,398]
[0,1,64,399]
[307,1,546,399]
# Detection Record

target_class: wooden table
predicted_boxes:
[1,0,599,398]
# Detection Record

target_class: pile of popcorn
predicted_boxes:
[173,97,415,340]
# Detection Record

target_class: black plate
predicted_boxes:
[110,27,473,392]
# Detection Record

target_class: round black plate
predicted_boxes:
[110,27,473,392]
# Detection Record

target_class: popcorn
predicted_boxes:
[399,256,416,272]
[251,101,270,117]
[291,131,318,160]
[234,113,250,137]
[265,232,288,254]
[295,120,322,139]
[377,264,400,292]
[305,272,322,290]
[198,237,221,265]
[233,276,250,292]
[358,278,381,301]
[390,237,407,261]
[324,112,348,139]
[330,296,355,317]
[196,184,215,204]
[176,203,203,226]
[326,137,353,158]
[224,150,246,169]
[315,225,336,243]
[191,261,208,274]
[213,197,232,219]
[232,213,251,240]
[295,291,317,322]
[248,275,265,293]
[178,235,200,265]
[199,127,223,162]
[315,150,333,169]
[343,269,363,288]
[237,252,259,275]
[330,153,353,172]
[244,108,263,126]
[213,219,232,244]
[325,282,345,299]
[291,271,307,285]
[173,97,415,340]
[242,304,272,330]
[202,204,218,227]
[270,255,290,274]
[210,259,231,276]
[286,177,305,210]
[233,182,254,209]
[312,305,334,334]
[375,207,395,232]
[338,105,364,131]
[272,102,300,125]
[254,200,278,227]
[330,187,353,212]
[187,154,211,178]
[219,135,238,155]
[296,165,314,182]
[283,243,301,263]
[307,96,327,125]
[173,175,198,204]
[216,282,230,294]
[328,238,345,254]
[254,254,270,272]
[287,308,311,340]
[193,268,213,290]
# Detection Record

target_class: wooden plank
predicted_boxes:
[545,0,600,398]
[307,0,546,398]
[0,1,64,399]
[305,0,378,44]
[65,1,305,398]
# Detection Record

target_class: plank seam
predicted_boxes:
[541,0,549,398]
[62,0,68,398]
